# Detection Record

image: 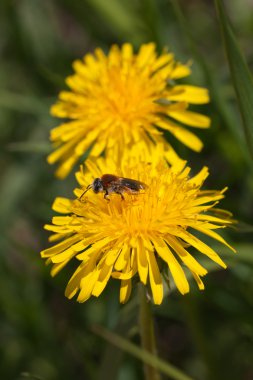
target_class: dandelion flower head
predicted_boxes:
[48,43,210,178]
[41,145,235,304]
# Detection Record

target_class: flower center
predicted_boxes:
[99,67,158,125]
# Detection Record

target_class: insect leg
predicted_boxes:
[114,190,125,200]
[104,190,110,201]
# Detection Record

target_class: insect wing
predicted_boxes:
[119,177,147,191]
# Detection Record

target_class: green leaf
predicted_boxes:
[215,0,253,160]
[92,324,195,380]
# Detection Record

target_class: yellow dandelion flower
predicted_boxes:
[48,42,210,178]
[41,146,235,304]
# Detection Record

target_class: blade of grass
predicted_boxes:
[6,142,51,154]
[139,0,163,50]
[92,324,195,380]
[0,91,49,115]
[170,0,251,165]
[98,297,138,380]
[85,0,142,42]
[215,0,253,160]
[215,243,253,264]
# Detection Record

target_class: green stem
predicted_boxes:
[139,284,161,380]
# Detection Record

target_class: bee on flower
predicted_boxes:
[41,146,235,304]
[80,174,148,200]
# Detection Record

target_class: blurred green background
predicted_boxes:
[1,0,253,379]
